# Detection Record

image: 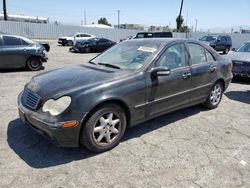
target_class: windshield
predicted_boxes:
[237,43,250,52]
[200,36,217,42]
[90,40,164,70]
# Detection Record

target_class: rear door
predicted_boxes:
[0,36,28,68]
[186,42,217,103]
[146,42,192,117]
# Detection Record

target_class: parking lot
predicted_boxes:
[0,40,250,187]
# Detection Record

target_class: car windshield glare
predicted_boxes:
[90,40,163,70]
[237,43,250,52]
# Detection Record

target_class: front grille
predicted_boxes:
[22,89,41,110]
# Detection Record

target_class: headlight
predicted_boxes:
[42,96,71,116]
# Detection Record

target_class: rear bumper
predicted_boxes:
[17,93,81,148]
[58,39,68,45]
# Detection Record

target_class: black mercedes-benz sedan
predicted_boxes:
[18,39,233,152]
[0,34,50,71]
[69,38,116,53]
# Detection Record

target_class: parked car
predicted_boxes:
[58,33,95,46]
[18,39,233,152]
[227,41,250,78]
[0,34,49,71]
[199,35,232,54]
[134,32,173,39]
[69,38,116,53]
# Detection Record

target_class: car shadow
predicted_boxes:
[225,90,250,104]
[0,66,44,73]
[232,77,250,85]
[7,105,203,169]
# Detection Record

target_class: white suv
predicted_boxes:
[58,33,95,46]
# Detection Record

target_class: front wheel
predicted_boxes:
[26,57,42,71]
[80,104,126,152]
[203,82,223,109]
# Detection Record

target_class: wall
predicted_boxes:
[1,21,250,48]
[0,21,140,41]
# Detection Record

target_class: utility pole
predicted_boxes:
[84,10,86,25]
[117,10,120,29]
[3,0,7,21]
[195,19,198,33]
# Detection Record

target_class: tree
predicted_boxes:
[97,17,111,26]
[176,15,184,32]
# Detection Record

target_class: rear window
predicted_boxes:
[3,36,22,45]
[153,32,173,38]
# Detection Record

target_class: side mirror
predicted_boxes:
[217,39,221,43]
[231,48,236,51]
[150,67,171,77]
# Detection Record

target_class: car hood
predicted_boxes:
[226,52,250,62]
[26,64,133,99]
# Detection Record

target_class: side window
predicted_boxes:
[187,43,207,65]
[3,36,22,46]
[205,49,215,62]
[156,43,186,69]
[76,34,81,37]
[20,39,29,46]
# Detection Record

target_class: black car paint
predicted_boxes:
[70,38,116,53]
[0,35,49,69]
[18,39,233,147]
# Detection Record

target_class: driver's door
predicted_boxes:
[145,42,192,117]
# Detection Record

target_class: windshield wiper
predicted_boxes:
[98,63,121,69]
[88,61,97,65]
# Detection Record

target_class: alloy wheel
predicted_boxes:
[93,112,121,146]
[210,84,222,106]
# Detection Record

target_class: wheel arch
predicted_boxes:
[78,98,131,143]
[215,78,225,92]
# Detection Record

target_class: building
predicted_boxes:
[148,25,171,32]
[114,24,144,30]
[241,29,250,34]
[0,14,49,24]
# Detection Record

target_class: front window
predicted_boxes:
[90,40,164,70]
[237,43,250,52]
[187,43,207,65]
[156,43,186,69]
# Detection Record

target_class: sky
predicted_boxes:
[1,0,250,32]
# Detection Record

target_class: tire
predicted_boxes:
[67,40,73,46]
[84,47,91,53]
[26,57,42,71]
[80,103,126,153]
[203,81,223,109]
[223,47,230,54]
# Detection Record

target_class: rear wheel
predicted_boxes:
[80,104,126,153]
[26,57,42,71]
[203,82,223,109]
[67,40,73,46]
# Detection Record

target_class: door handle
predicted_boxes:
[23,48,27,52]
[210,66,216,72]
[182,72,191,79]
